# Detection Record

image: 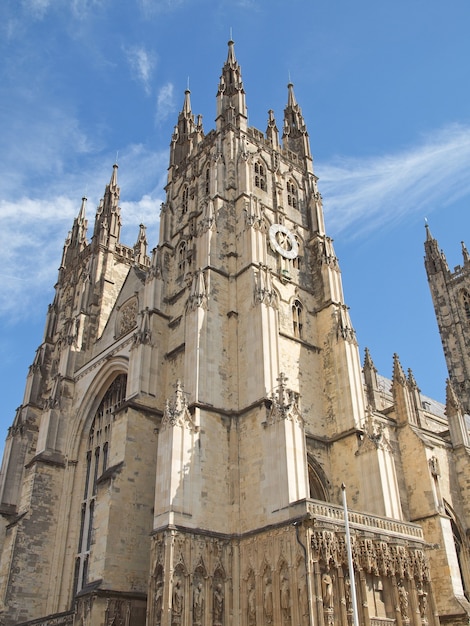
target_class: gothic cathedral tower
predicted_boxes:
[424,224,470,413]
[1,40,466,626]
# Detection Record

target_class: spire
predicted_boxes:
[216,39,247,132]
[462,241,470,265]
[424,223,449,276]
[170,89,204,168]
[363,347,381,410]
[93,164,121,249]
[134,224,148,266]
[60,196,89,270]
[392,353,407,388]
[282,82,312,169]
[266,109,279,149]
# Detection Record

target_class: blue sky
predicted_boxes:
[1,0,470,448]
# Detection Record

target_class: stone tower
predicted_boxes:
[1,40,470,626]
[424,223,470,413]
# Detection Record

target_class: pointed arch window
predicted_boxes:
[308,458,328,501]
[292,235,302,270]
[178,241,187,276]
[287,179,298,208]
[292,299,303,339]
[205,167,210,195]
[461,289,470,321]
[445,503,470,600]
[254,161,266,191]
[75,373,127,596]
[182,186,189,214]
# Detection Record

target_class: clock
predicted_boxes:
[268,224,298,260]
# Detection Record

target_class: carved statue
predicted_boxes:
[193,582,204,626]
[213,583,224,626]
[322,571,334,610]
[417,582,428,618]
[398,581,409,621]
[263,576,273,624]
[344,574,352,611]
[172,579,184,626]
[280,576,291,623]
[155,580,163,625]
[247,583,256,626]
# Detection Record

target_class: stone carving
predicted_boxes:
[322,570,334,610]
[266,373,302,425]
[133,307,152,345]
[187,269,207,311]
[213,583,224,626]
[172,579,184,626]
[263,575,273,624]
[104,599,131,626]
[247,580,256,626]
[429,456,440,477]
[417,582,428,619]
[162,380,198,432]
[344,574,352,613]
[254,265,277,308]
[154,576,163,625]
[398,581,409,622]
[117,297,138,337]
[74,597,93,626]
[280,573,291,625]
[193,582,204,626]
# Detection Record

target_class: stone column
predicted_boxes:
[313,561,326,626]
[358,570,371,626]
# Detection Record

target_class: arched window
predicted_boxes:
[292,236,302,270]
[75,373,127,596]
[308,460,328,501]
[445,502,470,600]
[461,290,470,321]
[182,186,189,214]
[178,241,187,276]
[292,299,303,339]
[287,179,298,208]
[205,167,210,195]
[254,161,266,191]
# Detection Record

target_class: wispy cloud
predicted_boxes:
[0,141,168,321]
[318,124,470,239]
[2,123,470,322]
[22,0,53,18]
[138,0,186,17]
[155,82,176,125]
[125,46,156,95]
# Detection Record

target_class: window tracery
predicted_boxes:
[287,179,298,208]
[182,186,189,214]
[254,161,266,191]
[292,299,303,339]
[461,289,470,321]
[178,241,188,276]
[74,373,127,596]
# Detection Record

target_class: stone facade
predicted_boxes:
[0,41,470,626]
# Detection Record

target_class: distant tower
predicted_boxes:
[424,223,470,413]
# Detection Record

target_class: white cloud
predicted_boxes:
[155,82,176,125]
[138,0,185,17]
[0,142,169,322]
[318,124,470,239]
[125,46,156,95]
[22,0,53,18]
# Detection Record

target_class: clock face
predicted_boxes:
[269,224,298,260]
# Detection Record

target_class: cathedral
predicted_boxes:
[1,40,470,626]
